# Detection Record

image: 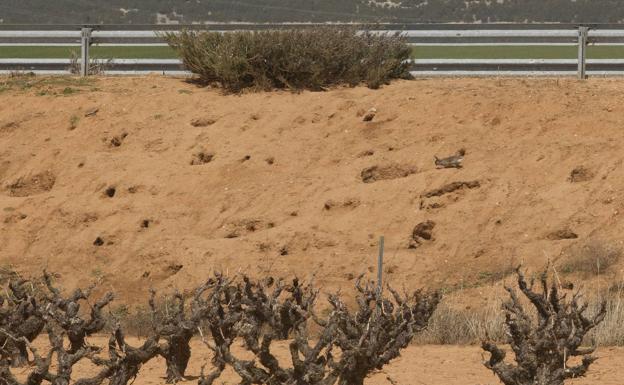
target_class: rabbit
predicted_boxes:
[434,148,466,169]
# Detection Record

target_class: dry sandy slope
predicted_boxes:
[1,77,624,305]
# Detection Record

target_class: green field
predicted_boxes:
[4,45,624,59]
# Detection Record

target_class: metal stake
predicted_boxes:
[377,236,384,294]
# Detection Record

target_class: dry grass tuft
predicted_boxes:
[560,239,622,276]
[417,284,624,347]
[68,51,112,75]
[414,301,506,345]
[589,293,624,346]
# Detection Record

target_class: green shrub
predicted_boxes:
[164,27,412,92]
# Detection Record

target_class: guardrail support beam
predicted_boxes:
[80,28,92,77]
[578,26,588,80]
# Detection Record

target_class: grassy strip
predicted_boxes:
[3,45,624,60]
[415,45,624,59]
[0,46,178,59]
[414,45,578,59]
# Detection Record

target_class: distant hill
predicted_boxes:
[2,0,624,25]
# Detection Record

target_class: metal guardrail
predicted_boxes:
[2,24,624,77]
[0,58,187,75]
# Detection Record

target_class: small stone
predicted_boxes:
[84,107,99,117]
[190,118,216,127]
[363,108,377,122]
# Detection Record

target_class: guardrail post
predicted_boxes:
[80,28,92,77]
[577,26,588,80]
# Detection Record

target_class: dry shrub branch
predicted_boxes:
[1,271,439,385]
[482,268,606,385]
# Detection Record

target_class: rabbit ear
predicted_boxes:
[434,155,439,162]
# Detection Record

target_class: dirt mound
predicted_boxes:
[324,197,360,211]
[421,181,480,198]
[2,76,624,304]
[190,117,216,127]
[190,150,214,165]
[569,165,595,182]
[420,180,481,210]
[409,220,436,249]
[546,228,578,240]
[361,163,418,183]
[4,170,56,197]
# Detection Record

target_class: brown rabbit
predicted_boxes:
[434,148,465,169]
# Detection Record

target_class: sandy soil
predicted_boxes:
[2,76,624,305]
[3,76,624,384]
[9,336,623,385]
